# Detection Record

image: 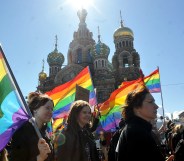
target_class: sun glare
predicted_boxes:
[67,0,93,10]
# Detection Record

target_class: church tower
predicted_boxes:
[37,36,64,93]
[54,8,96,85]
[38,59,47,86]
[47,35,65,79]
[91,27,115,102]
[67,8,95,72]
[112,12,140,87]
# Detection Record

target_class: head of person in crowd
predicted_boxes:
[67,100,92,131]
[27,92,54,128]
[122,87,158,122]
[173,124,184,134]
[99,131,105,139]
[166,120,175,129]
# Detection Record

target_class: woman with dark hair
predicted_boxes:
[9,92,54,161]
[56,100,99,161]
[116,88,174,161]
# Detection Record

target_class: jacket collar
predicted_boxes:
[128,115,152,132]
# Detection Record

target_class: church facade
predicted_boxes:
[37,9,141,103]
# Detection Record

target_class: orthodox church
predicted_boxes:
[37,8,141,103]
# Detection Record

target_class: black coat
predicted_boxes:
[9,121,54,161]
[116,116,165,161]
[56,127,99,161]
[108,128,123,161]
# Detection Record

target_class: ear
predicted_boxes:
[133,107,139,114]
[133,107,141,116]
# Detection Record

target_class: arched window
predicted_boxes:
[123,55,129,67]
[102,60,104,67]
[129,41,131,47]
[119,42,122,48]
[123,41,125,47]
[55,67,57,73]
[98,60,101,67]
[76,48,82,63]
[126,41,128,46]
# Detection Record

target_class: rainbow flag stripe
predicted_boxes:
[46,66,97,131]
[98,78,145,132]
[144,69,161,93]
[0,47,29,151]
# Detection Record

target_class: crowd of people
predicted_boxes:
[1,87,184,161]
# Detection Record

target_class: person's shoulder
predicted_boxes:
[126,123,149,139]
[62,128,75,138]
[13,121,34,137]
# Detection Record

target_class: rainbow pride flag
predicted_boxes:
[144,69,161,93]
[98,78,145,132]
[46,66,97,132]
[0,46,29,151]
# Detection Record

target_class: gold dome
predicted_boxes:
[39,71,47,81]
[113,26,134,39]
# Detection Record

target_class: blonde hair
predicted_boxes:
[173,124,184,134]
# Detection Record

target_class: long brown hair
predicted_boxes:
[67,100,91,133]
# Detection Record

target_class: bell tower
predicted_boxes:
[112,11,140,87]
[91,27,115,102]
[67,8,95,73]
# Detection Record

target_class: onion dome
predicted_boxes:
[114,26,134,38]
[47,36,64,66]
[113,11,134,39]
[39,59,47,81]
[91,27,110,59]
[39,71,47,81]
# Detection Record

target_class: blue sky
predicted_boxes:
[0,0,184,118]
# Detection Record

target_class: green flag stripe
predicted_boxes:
[54,94,75,111]
[145,78,160,86]
[0,74,14,105]
[54,85,93,111]
[100,105,123,121]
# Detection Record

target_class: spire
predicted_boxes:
[77,8,87,24]
[98,26,101,42]
[42,59,45,72]
[120,10,124,27]
[55,35,58,51]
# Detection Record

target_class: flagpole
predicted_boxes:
[0,46,42,139]
[157,66,165,124]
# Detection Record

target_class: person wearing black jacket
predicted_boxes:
[9,92,54,161]
[116,88,174,161]
[108,118,126,161]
